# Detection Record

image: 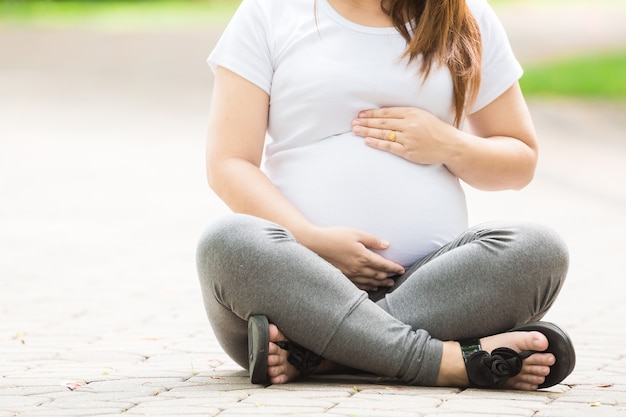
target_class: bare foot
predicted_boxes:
[266,324,302,384]
[437,330,555,391]
[266,324,337,384]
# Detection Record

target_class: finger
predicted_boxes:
[351,272,394,285]
[357,233,406,274]
[352,117,397,130]
[363,253,406,276]
[364,136,404,154]
[357,107,407,119]
[352,122,398,141]
[356,283,380,291]
[360,234,391,250]
[352,276,395,292]
[352,118,403,142]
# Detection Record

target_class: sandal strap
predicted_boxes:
[460,339,524,388]
[459,338,482,362]
[274,341,322,376]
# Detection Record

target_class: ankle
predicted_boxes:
[436,341,469,387]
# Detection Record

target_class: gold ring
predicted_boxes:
[386,130,396,142]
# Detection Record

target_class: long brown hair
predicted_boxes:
[383,0,482,127]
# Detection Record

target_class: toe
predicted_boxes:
[270,373,289,385]
[267,353,282,366]
[527,331,549,352]
[269,323,287,343]
[511,380,540,391]
[523,352,555,367]
[268,342,282,355]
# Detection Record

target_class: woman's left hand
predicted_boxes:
[352,107,458,166]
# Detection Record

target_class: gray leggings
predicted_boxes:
[196,213,568,386]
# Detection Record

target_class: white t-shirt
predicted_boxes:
[208,0,523,267]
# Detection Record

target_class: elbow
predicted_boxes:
[206,161,222,194]
[205,150,222,193]
[476,160,537,191]
[511,154,538,190]
[511,171,535,191]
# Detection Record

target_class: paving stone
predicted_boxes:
[338,394,442,409]
[454,388,554,403]
[126,398,224,414]
[74,378,185,395]
[45,397,135,410]
[217,406,331,415]
[423,414,521,417]
[243,393,337,408]
[1,2,626,416]
[356,386,461,397]
[0,395,52,409]
[277,414,348,417]
[243,388,352,399]
[124,408,220,417]
[551,385,626,406]
[438,398,543,416]
[534,404,626,417]
[17,408,129,417]
[326,409,424,417]
[159,385,250,397]
[0,385,68,396]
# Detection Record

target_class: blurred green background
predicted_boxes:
[1,0,625,100]
[0,0,241,27]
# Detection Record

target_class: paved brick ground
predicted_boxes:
[1,1,625,416]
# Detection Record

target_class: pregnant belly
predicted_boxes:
[264,133,468,267]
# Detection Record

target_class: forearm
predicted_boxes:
[447,82,538,191]
[208,157,319,246]
[444,128,537,191]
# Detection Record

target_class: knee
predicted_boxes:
[195,214,259,291]
[196,214,295,281]
[197,213,264,263]
[477,221,569,286]
[517,222,569,278]
[513,223,570,319]
[475,221,569,275]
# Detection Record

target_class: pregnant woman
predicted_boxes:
[196,0,575,390]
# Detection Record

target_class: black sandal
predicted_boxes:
[460,321,576,389]
[248,315,270,384]
[274,340,322,376]
[248,315,323,385]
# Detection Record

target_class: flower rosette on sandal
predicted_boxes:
[464,347,523,387]
[460,321,576,389]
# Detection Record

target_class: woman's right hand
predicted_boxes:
[207,66,404,292]
[304,226,405,291]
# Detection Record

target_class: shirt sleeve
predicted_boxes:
[469,0,523,113]
[207,0,274,94]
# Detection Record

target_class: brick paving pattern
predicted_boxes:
[1,1,625,416]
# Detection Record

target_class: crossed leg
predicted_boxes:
[196,214,569,389]
[267,323,554,390]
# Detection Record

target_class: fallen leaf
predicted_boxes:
[65,381,87,390]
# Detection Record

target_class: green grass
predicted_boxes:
[521,51,626,99]
[0,0,241,29]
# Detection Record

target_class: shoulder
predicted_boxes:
[466,0,510,44]
[238,0,313,17]
[466,0,490,18]
[223,0,312,38]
